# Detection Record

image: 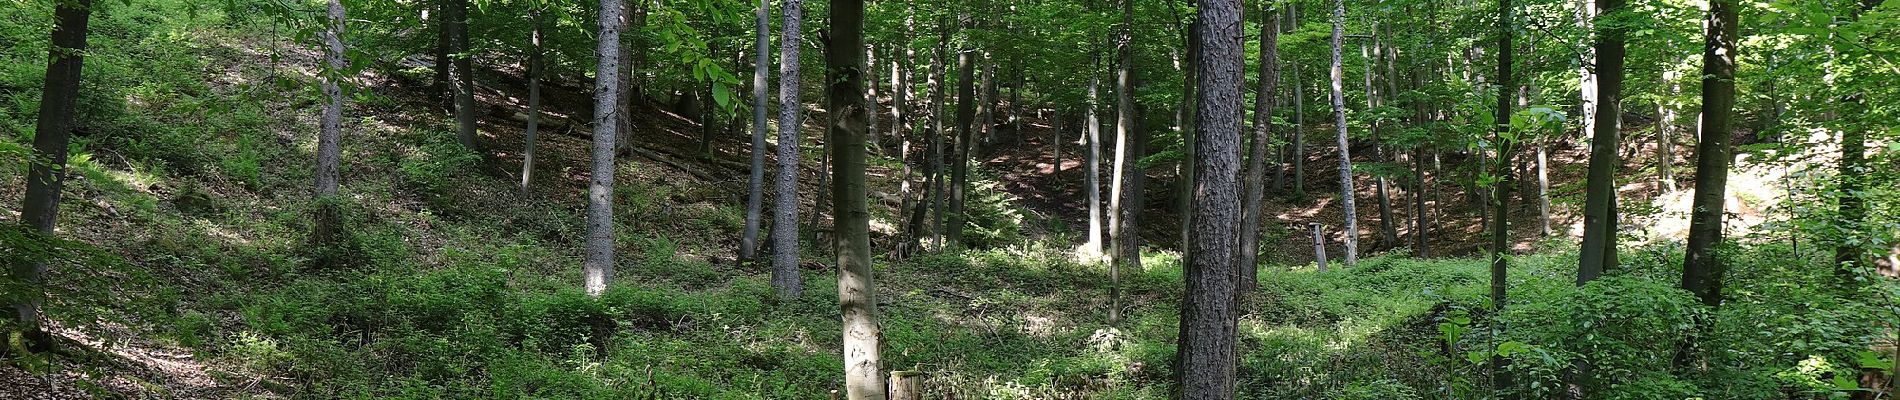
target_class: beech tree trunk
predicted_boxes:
[10,0,93,353]
[448,0,478,151]
[1238,6,1279,293]
[1175,21,1201,251]
[586,0,625,297]
[741,0,770,264]
[520,12,544,192]
[1086,66,1106,259]
[1327,0,1359,267]
[948,39,977,250]
[773,0,806,300]
[1678,0,1738,368]
[826,0,885,396]
[1108,0,1144,323]
[1578,0,1625,284]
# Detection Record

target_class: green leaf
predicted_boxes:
[713,82,732,109]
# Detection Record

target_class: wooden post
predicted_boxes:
[888,370,923,400]
[829,389,840,400]
[1310,222,1329,271]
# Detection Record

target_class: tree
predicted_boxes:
[1175,0,1243,396]
[948,33,976,250]
[1327,0,1359,267]
[8,0,94,354]
[1108,0,1146,323]
[1488,0,1518,394]
[585,0,625,297]
[1577,0,1625,284]
[1238,4,1279,292]
[447,0,479,151]
[772,0,805,300]
[827,0,884,396]
[313,0,348,249]
[1833,0,1882,288]
[741,0,770,264]
[1680,0,1737,309]
[519,8,545,192]
[1085,60,1106,259]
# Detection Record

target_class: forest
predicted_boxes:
[1,0,1897,398]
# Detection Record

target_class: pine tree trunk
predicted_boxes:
[1238,6,1279,293]
[1327,0,1359,267]
[772,0,807,299]
[448,0,478,151]
[10,0,92,353]
[1176,0,1244,395]
[586,0,625,297]
[827,0,884,395]
[742,0,770,264]
[314,0,348,250]
[1578,0,1625,284]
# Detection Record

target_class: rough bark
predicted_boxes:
[742,0,770,264]
[1175,0,1244,395]
[1327,0,1358,266]
[1238,6,1279,293]
[10,0,93,353]
[586,0,625,297]
[313,0,347,249]
[827,0,885,395]
[773,0,806,300]
[1578,0,1624,284]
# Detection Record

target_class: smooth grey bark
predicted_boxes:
[772,0,805,300]
[10,0,93,353]
[741,0,770,263]
[1414,148,1431,258]
[929,30,948,250]
[1578,0,1625,284]
[447,0,478,151]
[1176,1,1244,395]
[1327,0,1358,266]
[1575,0,1597,153]
[585,0,624,297]
[1681,0,1737,309]
[314,0,347,247]
[520,11,544,192]
[1238,6,1279,293]
[1108,0,1143,323]
[1086,66,1105,259]
[826,0,884,396]
[979,55,997,152]
[868,44,880,148]
[1366,32,1398,249]
[1175,21,1201,251]
[948,43,976,250]
[1658,65,1679,191]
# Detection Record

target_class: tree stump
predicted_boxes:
[888,370,924,400]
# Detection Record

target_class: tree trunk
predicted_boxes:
[979,55,997,152]
[1490,0,1517,395]
[1175,21,1201,251]
[1679,0,1738,368]
[586,0,625,298]
[1291,58,1306,200]
[10,0,93,353]
[1658,65,1679,191]
[1238,6,1279,293]
[1086,65,1106,259]
[948,40,976,250]
[1413,148,1430,257]
[826,0,885,396]
[1833,0,1880,288]
[868,44,881,149]
[772,0,806,299]
[1578,0,1625,284]
[314,0,348,250]
[929,29,949,250]
[521,12,544,192]
[1109,0,1144,323]
[1366,34,1397,250]
[1327,0,1358,267]
[741,0,770,264]
[448,0,478,151]
[1176,0,1244,395]
[433,0,451,106]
